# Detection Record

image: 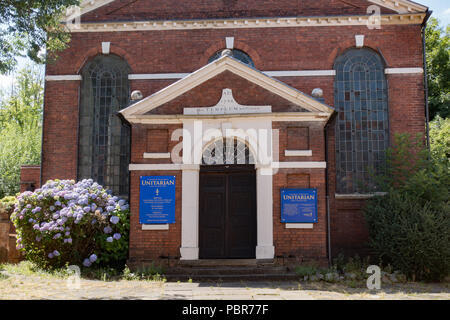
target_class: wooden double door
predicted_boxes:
[199,165,257,259]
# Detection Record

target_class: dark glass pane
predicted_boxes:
[208,49,255,67]
[78,55,131,199]
[202,138,254,165]
[334,49,389,194]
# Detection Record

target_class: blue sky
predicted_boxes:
[420,0,450,25]
[0,0,449,94]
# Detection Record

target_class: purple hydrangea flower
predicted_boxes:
[110,216,120,225]
[113,233,121,240]
[83,259,92,267]
[103,226,112,234]
[48,253,54,259]
[106,237,113,243]
[89,254,97,263]
[53,250,60,257]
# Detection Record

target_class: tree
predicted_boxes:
[0,66,43,198]
[429,116,450,160]
[0,0,80,74]
[426,18,450,120]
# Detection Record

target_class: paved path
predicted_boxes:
[0,272,448,300]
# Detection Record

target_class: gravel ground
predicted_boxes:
[0,271,449,300]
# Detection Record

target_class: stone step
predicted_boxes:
[179,259,269,267]
[164,266,288,276]
[164,272,300,282]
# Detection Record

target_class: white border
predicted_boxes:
[142,224,170,230]
[45,67,424,81]
[45,75,82,81]
[285,150,313,157]
[285,224,314,229]
[143,153,171,159]
[385,67,424,74]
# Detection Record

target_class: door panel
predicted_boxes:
[199,175,226,258]
[199,167,256,259]
[227,172,256,258]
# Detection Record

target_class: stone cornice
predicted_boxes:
[368,0,427,14]
[66,13,427,33]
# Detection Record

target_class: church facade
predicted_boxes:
[22,0,430,265]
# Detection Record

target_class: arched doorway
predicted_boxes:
[199,138,257,259]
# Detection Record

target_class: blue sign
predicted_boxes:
[281,189,318,223]
[140,176,176,224]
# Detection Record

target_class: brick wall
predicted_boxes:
[41,81,79,184]
[128,170,182,264]
[20,165,41,193]
[42,5,427,262]
[273,168,328,262]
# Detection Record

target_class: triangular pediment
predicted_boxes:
[72,0,427,22]
[119,55,334,119]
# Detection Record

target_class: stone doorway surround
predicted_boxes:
[180,90,275,260]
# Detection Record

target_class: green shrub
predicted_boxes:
[0,196,17,216]
[294,264,318,277]
[364,192,450,282]
[11,179,130,269]
[364,133,450,282]
[430,116,450,161]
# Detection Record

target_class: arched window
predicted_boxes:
[78,55,131,198]
[334,48,389,194]
[202,138,255,165]
[208,49,254,67]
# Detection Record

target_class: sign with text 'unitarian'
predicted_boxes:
[281,188,318,223]
[139,176,176,224]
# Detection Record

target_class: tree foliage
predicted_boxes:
[426,18,450,120]
[430,116,450,160]
[0,0,80,74]
[0,66,43,198]
[364,131,450,282]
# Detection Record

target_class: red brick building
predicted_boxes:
[22,0,430,266]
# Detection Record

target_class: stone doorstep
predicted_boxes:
[164,266,288,276]
[164,273,300,282]
[179,259,274,267]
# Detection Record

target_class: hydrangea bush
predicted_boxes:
[10,179,130,269]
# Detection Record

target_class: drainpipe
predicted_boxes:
[324,111,337,267]
[422,10,432,151]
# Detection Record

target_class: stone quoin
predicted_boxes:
[23,0,430,267]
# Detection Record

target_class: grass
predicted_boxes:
[0,261,70,279]
[0,261,167,282]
